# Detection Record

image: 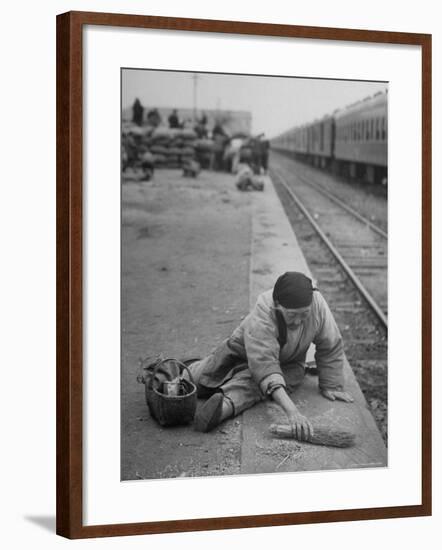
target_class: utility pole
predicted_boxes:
[192,73,199,123]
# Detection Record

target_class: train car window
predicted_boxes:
[381,117,386,141]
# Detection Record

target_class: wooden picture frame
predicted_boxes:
[56,10,432,539]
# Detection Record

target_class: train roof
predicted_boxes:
[334,90,388,120]
[271,89,388,140]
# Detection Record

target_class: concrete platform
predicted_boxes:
[241,176,387,473]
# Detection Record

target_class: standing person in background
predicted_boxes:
[250,135,263,174]
[168,109,180,129]
[199,112,208,126]
[194,112,208,138]
[131,98,144,126]
[211,120,229,171]
[259,134,270,174]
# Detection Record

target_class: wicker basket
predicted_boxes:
[145,358,197,427]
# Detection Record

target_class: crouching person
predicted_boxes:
[187,271,354,436]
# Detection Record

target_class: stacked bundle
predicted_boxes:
[147,128,199,168]
[123,125,216,171]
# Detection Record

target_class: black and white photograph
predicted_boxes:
[121,68,388,481]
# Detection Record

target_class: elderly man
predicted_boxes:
[189,271,354,436]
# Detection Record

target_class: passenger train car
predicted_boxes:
[271,90,388,185]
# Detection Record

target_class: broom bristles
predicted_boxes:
[269,423,356,448]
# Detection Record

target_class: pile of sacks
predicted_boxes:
[127,126,215,170]
[148,128,198,168]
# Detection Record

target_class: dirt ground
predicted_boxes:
[121,168,252,480]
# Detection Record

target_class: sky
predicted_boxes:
[122,69,387,139]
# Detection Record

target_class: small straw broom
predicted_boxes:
[269,423,356,448]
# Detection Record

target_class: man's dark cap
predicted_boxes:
[273,272,314,309]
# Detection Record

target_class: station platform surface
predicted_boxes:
[121,167,387,481]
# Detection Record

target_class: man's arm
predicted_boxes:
[314,293,354,402]
[242,302,286,392]
[271,386,313,440]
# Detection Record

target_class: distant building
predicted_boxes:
[122,106,252,136]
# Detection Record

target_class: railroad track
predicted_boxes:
[272,151,388,230]
[270,166,388,332]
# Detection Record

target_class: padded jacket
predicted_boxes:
[198,289,345,394]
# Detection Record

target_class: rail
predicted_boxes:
[271,168,388,331]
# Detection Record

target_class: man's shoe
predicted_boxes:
[194,393,224,432]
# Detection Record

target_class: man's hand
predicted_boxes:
[287,411,314,441]
[270,386,314,441]
[321,389,354,403]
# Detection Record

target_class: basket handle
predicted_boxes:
[151,358,196,386]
